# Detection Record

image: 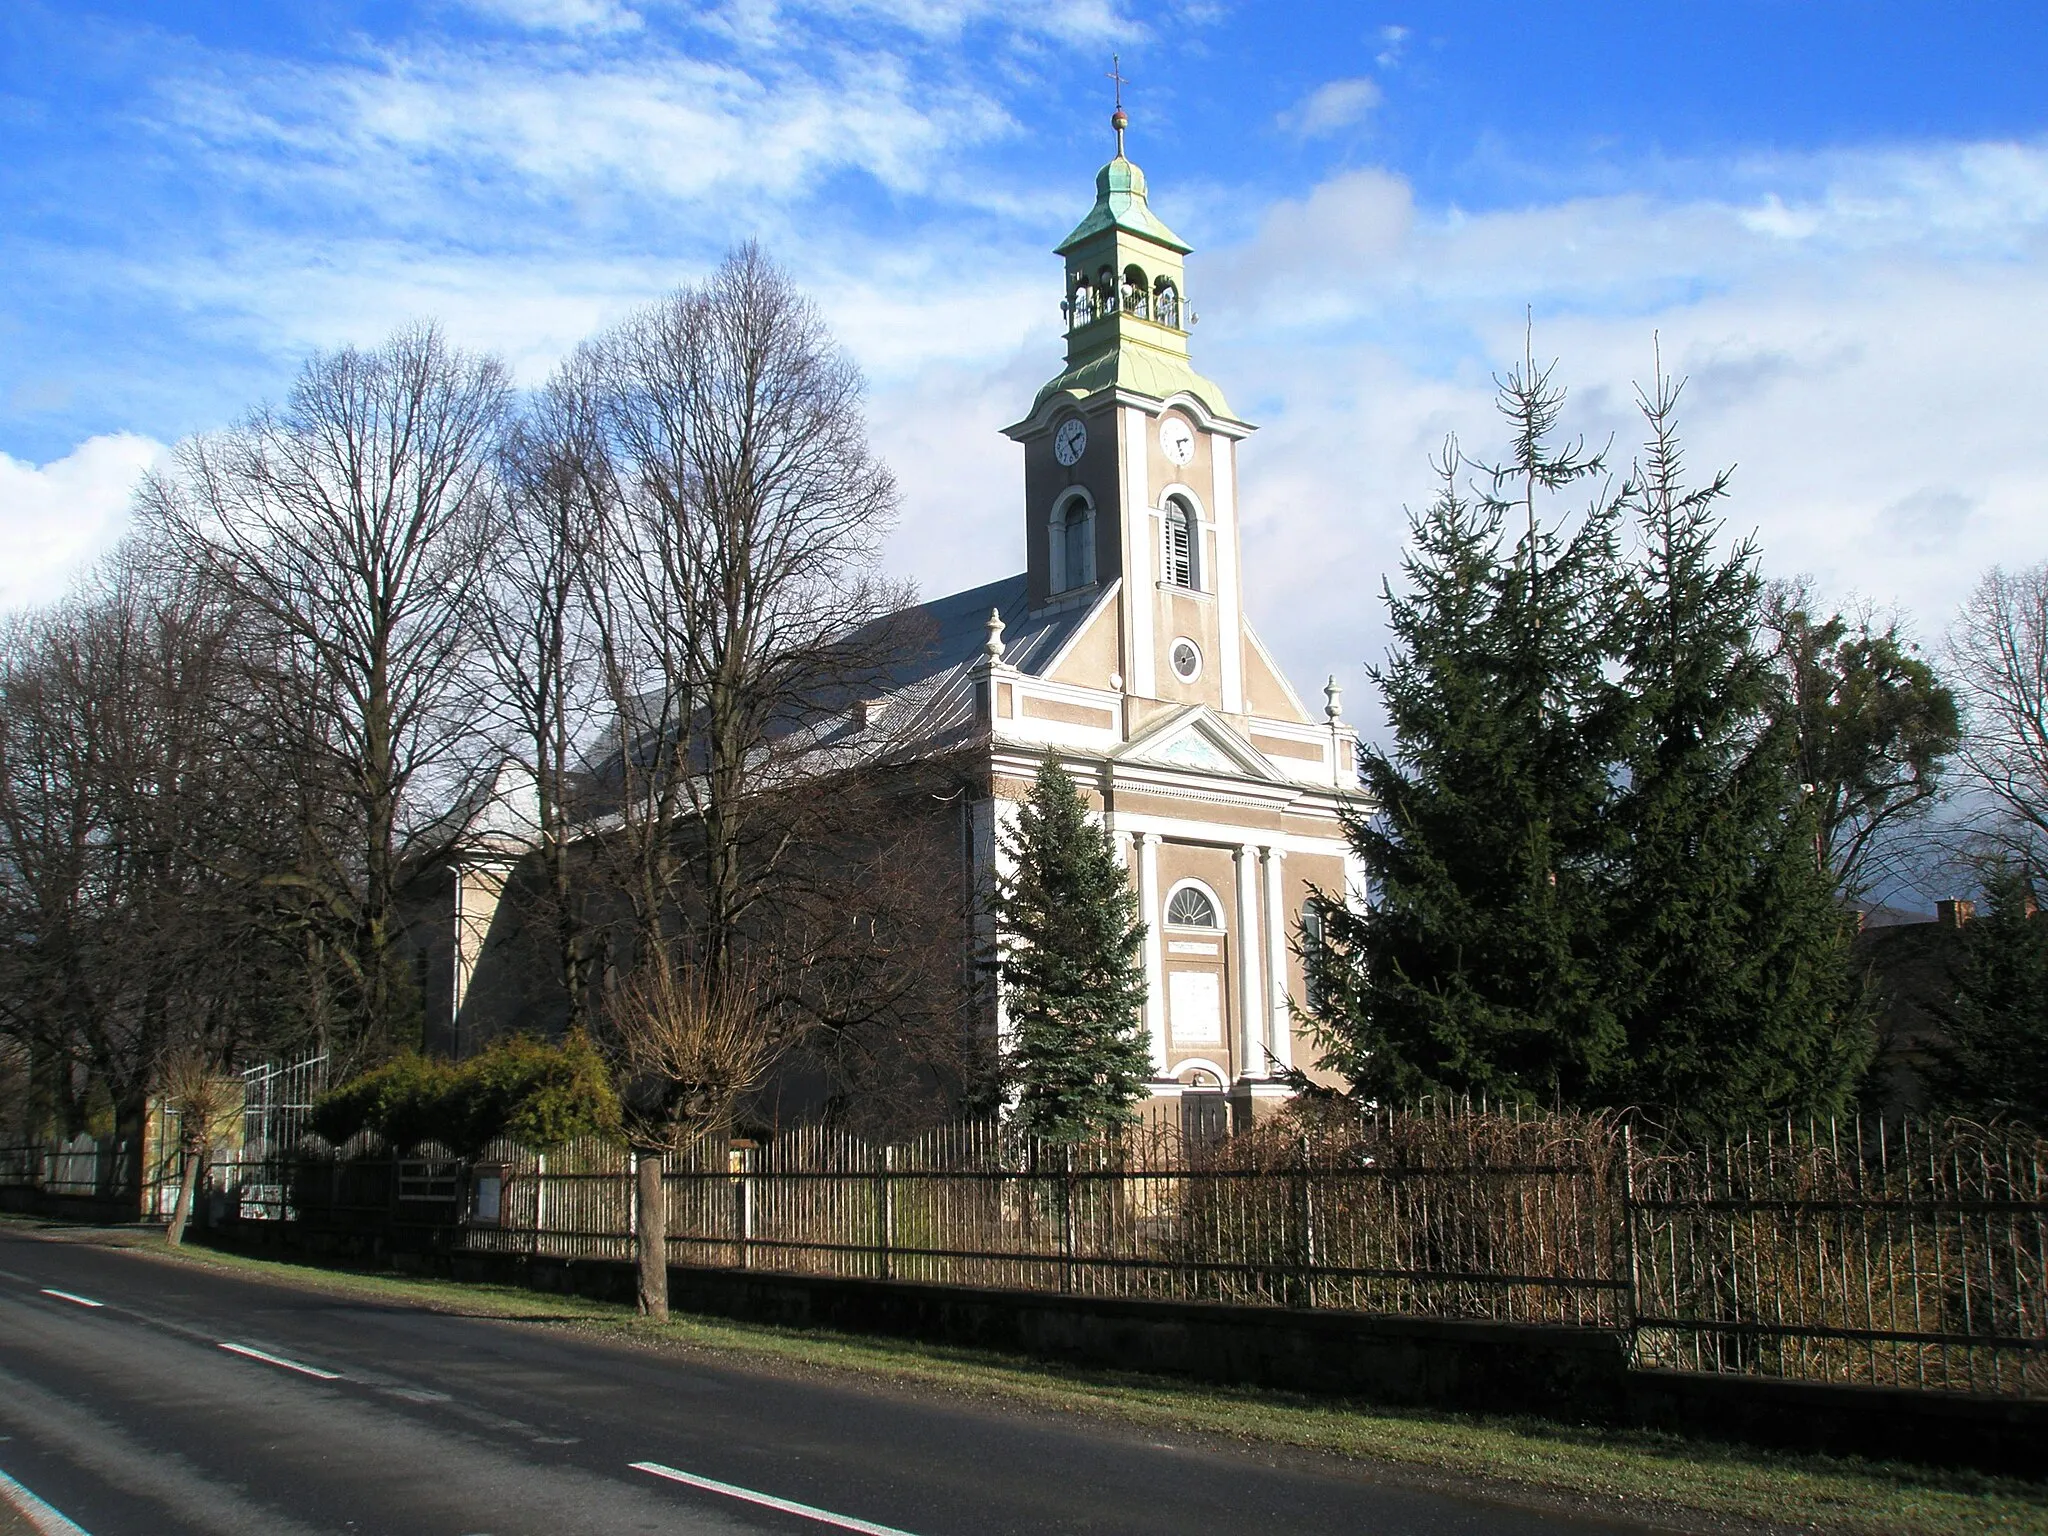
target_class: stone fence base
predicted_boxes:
[202,1224,2048,1479]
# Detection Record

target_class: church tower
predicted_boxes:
[981,104,1355,1128]
[1003,104,1258,729]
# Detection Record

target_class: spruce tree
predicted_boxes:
[1304,354,1625,1104]
[1926,865,2048,1126]
[1602,365,1870,1130]
[993,760,1151,1141]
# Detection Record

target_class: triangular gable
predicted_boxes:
[1035,578,1124,683]
[1242,621,1315,724]
[1114,704,1284,782]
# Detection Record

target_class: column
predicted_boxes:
[1261,846,1293,1072]
[1137,833,1166,1075]
[1234,843,1264,1079]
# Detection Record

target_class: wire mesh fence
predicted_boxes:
[5,1104,2041,1395]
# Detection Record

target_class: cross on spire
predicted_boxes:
[1107,54,1129,156]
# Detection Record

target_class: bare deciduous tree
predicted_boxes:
[162,1049,239,1246]
[1949,562,2048,857]
[143,324,511,1065]
[0,547,304,1184]
[475,351,613,1036]
[560,245,978,1312]
[584,244,911,982]
[602,958,790,1318]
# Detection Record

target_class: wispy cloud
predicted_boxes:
[1278,77,1382,139]
[460,0,645,34]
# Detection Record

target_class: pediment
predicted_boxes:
[1115,706,1283,782]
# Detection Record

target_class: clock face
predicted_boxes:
[1053,417,1088,466]
[1159,416,1195,466]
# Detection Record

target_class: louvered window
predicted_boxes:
[1061,505,1093,589]
[1164,499,1198,589]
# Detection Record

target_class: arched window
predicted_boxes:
[1122,265,1149,318]
[1066,272,1093,327]
[1166,884,1219,928]
[1163,497,1200,590]
[1095,267,1118,313]
[1051,493,1095,592]
[1153,278,1181,329]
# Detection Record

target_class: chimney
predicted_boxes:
[1937,898,1976,929]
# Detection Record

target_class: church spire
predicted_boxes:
[1108,53,1128,158]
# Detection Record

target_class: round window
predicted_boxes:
[1169,638,1202,682]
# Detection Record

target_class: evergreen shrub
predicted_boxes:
[310,1032,620,1156]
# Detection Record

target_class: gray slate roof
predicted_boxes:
[848,572,1108,752]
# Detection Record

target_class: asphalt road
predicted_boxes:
[0,1226,1652,1536]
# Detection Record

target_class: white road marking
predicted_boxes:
[215,1341,341,1380]
[630,1462,920,1535]
[36,1291,102,1310]
[0,1464,93,1536]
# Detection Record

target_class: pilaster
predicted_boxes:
[1233,842,1263,1080]
[1136,832,1166,1073]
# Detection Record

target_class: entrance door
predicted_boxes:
[1180,1089,1228,1147]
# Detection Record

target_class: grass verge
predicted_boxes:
[13,1218,2048,1536]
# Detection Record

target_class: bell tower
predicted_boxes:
[1003,105,1256,722]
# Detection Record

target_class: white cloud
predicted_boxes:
[1375,23,1409,68]
[155,43,1012,221]
[1185,142,2048,733]
[460,0,644,33]
[1279,77,1382,139]
[0,434,165,611]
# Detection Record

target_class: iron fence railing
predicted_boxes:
[5,1107,2041,1396]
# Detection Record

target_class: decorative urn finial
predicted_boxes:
[983,608,1007,661]
[1324,674,1343,723]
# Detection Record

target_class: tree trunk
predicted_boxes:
[166,1145,203,1247]
[635,1148,669,1321]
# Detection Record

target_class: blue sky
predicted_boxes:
[6,1,2048,758]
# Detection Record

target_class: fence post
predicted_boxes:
[1061,1145,1076,1294]
[1291,1134,1316,1309]
[877,1144,895,1282]
[1620,1120,1640,1359]
[737,1145,754,1271]
[531,1152,546,1263]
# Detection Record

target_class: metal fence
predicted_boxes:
[1628,1116,2046,1395]
[426,1110,2048,1394]
[6,1106,2042,1396]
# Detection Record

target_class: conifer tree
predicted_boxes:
[993,760,1151,1140]
[1304,352,1625,1104]
[1601,364,1870,1130]
[1926,864,2048,1126]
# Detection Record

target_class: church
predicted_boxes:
[429,111,1359,1133]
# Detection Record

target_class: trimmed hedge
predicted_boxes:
[311,1032,619,1156]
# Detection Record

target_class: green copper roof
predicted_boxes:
[1057,156,1191,256]
[1031,335,1237,420]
